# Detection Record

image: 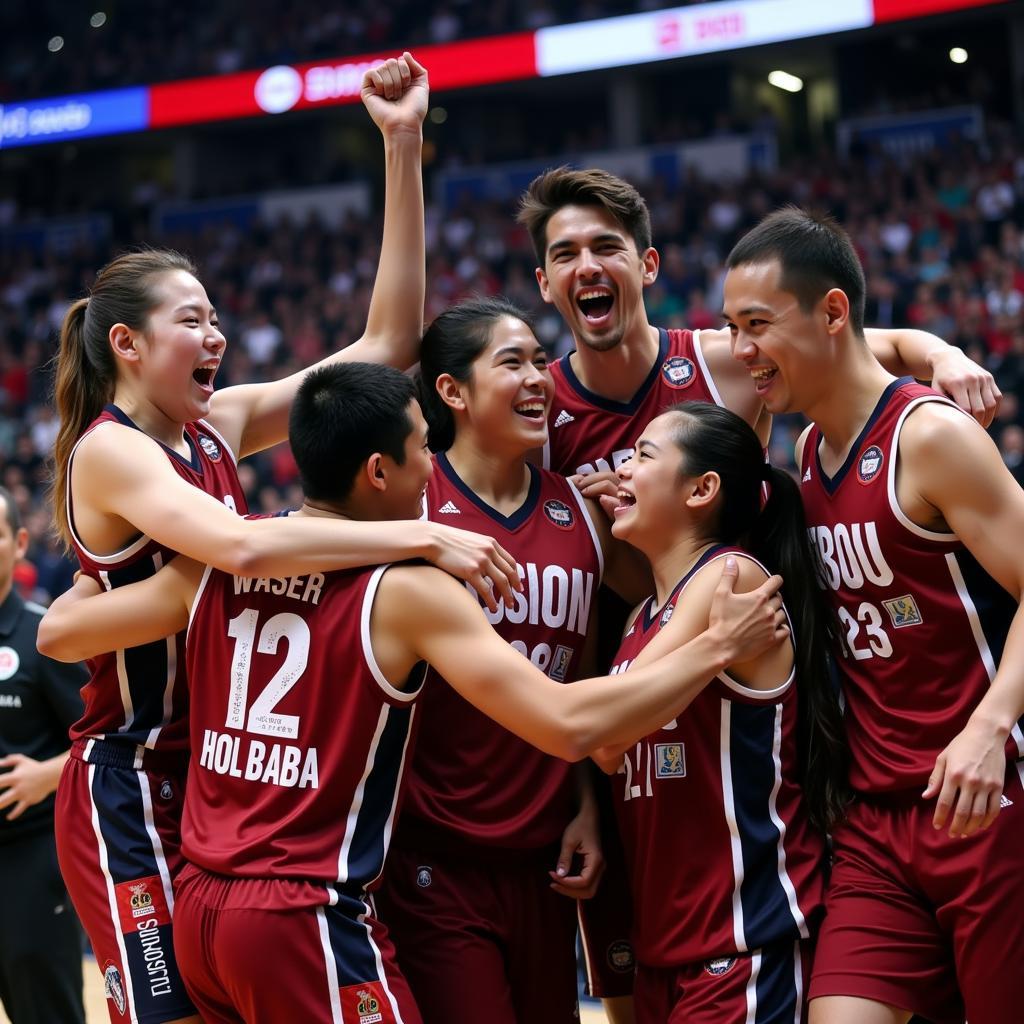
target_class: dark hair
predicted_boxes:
[517,166,653,266]
[726,206,866,335]
[417,296,534,453]
[289,362,416,504]
[0,486,21,534]
[665,402,850,833]
[50,249,198,548]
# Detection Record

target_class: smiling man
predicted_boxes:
[723,207,1024,1024]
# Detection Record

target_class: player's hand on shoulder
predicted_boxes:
[361,52,428,136]
[708,556,787,666]
[422,522,522,613]
[927,345,1001,428]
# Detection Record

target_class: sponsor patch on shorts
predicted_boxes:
[340,981,395,1024]
[606,939,635,973]
[705,956,737,976]
[103,962,127,1016]
[114,875,171,933]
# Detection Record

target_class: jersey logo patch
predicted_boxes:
[103,962,126,1016]
[606,940,635,973]
[197,433,222,462]
[340,981,393,1024]
[857,445,884,484]
[553,409,575,428]
[549,645,574,681]
[416,865,432,887]
[802,466,811,483]
[705,956,737,976]
[543,499,575,529]
[0,647,20,681]
[659,604,674,628]
[661,356,696,389]
[882,594,923,629]
[1001,794,1014,808]
[159,779,174,801]
[655,742,686,778]
[438,501,460,514]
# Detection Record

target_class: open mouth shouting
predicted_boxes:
[576,286,615,327]
[514,399,546,422]
[613,488,637,516]
[192,361,219,394]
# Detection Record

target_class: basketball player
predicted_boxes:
[378,297,650,1024]
[722,207,1024,1024]
[516,166,998,1020]
[595,403,847,1024]
[49,54,520,1024]
[39,361,789,1024]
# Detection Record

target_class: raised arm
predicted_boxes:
[865,328,1000,426]
[899,404,1024,836]
[38,557,201,663]
[73,424,520,610]
[373,558,787,761]
[208,53,428,459]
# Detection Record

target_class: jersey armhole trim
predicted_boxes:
[886,395,959,543]
[566,478,605,583]
[361,565,420,704]
[186,563,216,645]
[691,330,727,409]
[688,551,796,700]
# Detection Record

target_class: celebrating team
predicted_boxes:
[37,51,1024,1024]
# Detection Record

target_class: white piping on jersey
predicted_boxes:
[187,564,216,646]
[679,551,796,700]
[721,699,748,952]
[88,763,142,1024]
[361,565,420,703]
[576,901,598,992]
[767,703,810,939]
[195,416,239,466]
[336,704,390,885]
[100,568,137,740]
[65,422,155,565]
[793,940,805,1024]
[365,702,418,893]
[1017,759,1024,792]
[315,906,345,1024]
[566,477,605,585]
[691,330,727,409]
[886,394,959,542]
[360,900,408,1024]
[138,772,176,915]
[744,948,761,1024]
[144,550,177,752]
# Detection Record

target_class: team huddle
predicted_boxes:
[35,54,1024,1024]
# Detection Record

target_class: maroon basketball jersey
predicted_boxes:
[183,559,424,899]
[67,406,248,764]
[544,329,724,475]
[400,454,603,849]
[799,378,1024,794]
[611,547,824,967]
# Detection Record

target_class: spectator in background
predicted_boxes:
[0,485,87,1024]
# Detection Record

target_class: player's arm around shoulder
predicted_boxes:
[38,557,202,663]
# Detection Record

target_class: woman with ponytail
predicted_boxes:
[47,57,521,1024]
[595,401,848,1024]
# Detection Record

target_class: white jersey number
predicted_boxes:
[837,602,893,661]
[225,609,310,739]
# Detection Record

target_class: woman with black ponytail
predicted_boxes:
[596,400,848,1024]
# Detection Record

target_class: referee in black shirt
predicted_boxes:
[0,486,86,1024]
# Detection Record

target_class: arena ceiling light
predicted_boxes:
[949,46,968,63]
[768,69,804,92]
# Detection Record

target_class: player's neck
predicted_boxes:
[807,343,898,471]
[646,533,718,608]
[569,321,661,403]
[445,438,532,515]
[112,385,189,456]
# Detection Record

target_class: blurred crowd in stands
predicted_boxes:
[2,133,1024,604]
[3,0,702,101]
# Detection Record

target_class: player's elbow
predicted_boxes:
[37,616,83,663]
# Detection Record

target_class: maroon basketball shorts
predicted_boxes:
[173,865,422,1024]
[377,838,579,1024]
[55,747,194,1024]
[635,938,811,1024]
[810,760,1024,1024]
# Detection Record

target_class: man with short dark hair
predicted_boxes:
[723,207,1024,1024]
[0,486,86,1024]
